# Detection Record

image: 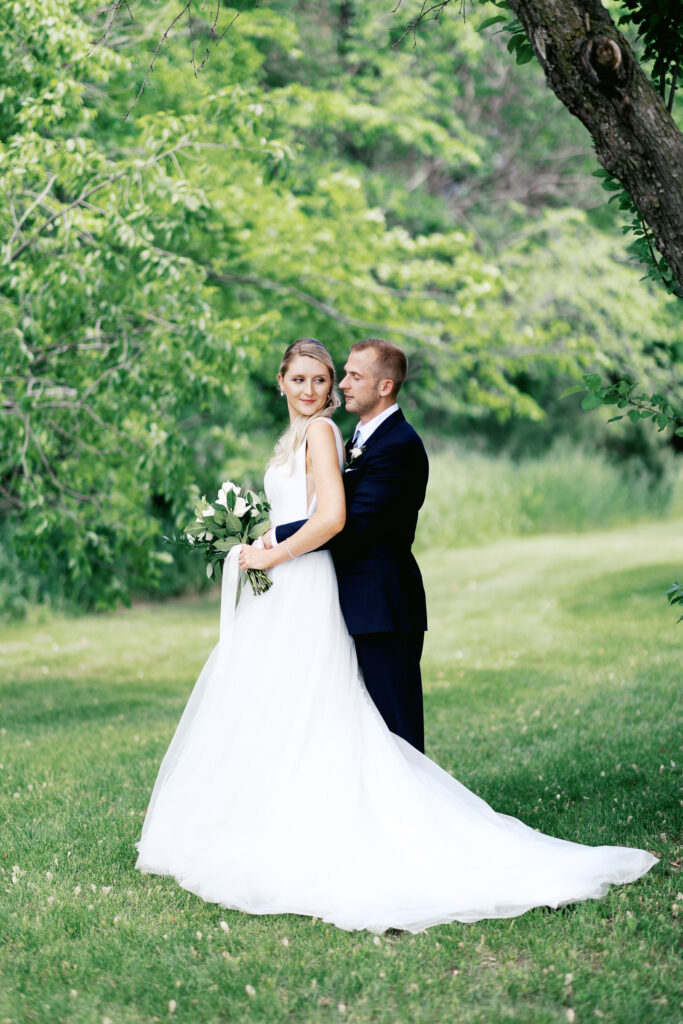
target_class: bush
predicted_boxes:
[416,443,682,551]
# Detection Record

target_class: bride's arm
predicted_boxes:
[238,419,345,572]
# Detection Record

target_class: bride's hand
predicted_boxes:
[238,543,275,572]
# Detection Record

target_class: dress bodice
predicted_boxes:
[264,418,344,529]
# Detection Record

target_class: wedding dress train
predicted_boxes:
[135,420,656,933]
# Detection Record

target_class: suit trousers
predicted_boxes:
[353,631,425,754]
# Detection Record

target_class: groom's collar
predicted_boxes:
[353,403,400,446]
[353,407,404,454]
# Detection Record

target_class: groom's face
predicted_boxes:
[340,349,390,420]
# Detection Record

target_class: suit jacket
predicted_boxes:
[276,409,429,635]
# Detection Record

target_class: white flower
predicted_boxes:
[201,507,214,518]
[233,495,248,518]
[217,481,241,506]
[350,446,364,460]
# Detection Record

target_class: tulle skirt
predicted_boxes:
[136,551,657,933]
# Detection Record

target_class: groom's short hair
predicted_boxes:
[351,338,407,397]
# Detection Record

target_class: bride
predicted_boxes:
[135,339,656,934]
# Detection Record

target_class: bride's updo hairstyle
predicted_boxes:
[270,338,341,472]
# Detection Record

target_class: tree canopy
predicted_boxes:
[1,0,680,613]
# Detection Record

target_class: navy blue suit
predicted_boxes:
[276,409,429,751]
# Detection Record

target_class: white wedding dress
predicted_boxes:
[136,420,656,933]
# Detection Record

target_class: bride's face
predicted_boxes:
[279,355,332,420]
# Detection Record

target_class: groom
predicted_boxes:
[270,338,429,753]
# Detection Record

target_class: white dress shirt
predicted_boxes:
[352,403,399,447]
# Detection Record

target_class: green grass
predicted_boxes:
[1,520,681,1024]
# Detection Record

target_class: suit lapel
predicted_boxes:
[344,410,404,484]
[360,408,404,453]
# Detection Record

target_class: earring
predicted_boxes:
[279,389,285,397]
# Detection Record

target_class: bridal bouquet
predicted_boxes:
[166,481,273,595]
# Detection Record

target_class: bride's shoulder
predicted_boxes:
[306,417,342,440]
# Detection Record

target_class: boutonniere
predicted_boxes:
[345,443,366,469]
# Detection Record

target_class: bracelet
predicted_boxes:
[284,539,296,560]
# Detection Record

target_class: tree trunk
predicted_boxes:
[507,0,683,294]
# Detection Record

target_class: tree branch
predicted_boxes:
[208,269,449,349]
[506,0,683,293]
[5,137,197,263]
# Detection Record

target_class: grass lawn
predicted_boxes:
[1,520,681,1024]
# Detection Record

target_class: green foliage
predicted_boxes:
[616,0,683,103]
[592,168,680,295]
[476,0,681,292]
[1,0,679,614]
[665,581,683,622]
[561,374,683,436]
[416,442,682,550]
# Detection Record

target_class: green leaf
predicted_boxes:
[506,32,526,54]
[150,551,174,564]
[559,383,586,399]
[606,415,624,423]
[213,537,240,552]
[583,373,602,391]
[248,520,272,540]
[515,47,535,65]
[478,15,508,31]
[581,393,603,410]
[627,409,641,423]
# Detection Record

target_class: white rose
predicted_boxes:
[216,488,228,509]
[201,507,214,518]
[350,446,363,459]
[233,495,249,518]
[221,480,240,495]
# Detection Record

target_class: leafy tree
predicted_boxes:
[1,0,679,615]
[398,0,683,294]
[0,1,516,611]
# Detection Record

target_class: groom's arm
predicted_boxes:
[275,437,427,557]
[272,519,308,545]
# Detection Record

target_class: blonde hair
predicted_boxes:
[270,338,341,471]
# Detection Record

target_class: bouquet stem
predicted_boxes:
[246,568,273,595]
